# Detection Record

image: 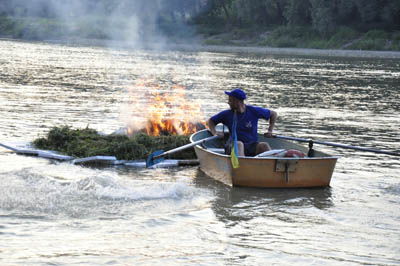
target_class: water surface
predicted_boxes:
[0,39,399,265]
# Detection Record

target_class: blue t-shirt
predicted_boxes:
[210,105,271,144]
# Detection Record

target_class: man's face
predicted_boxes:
[228,96,239,111]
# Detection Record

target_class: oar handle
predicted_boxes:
[153,134,219,159]
[273,135,400,156]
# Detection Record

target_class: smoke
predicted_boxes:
[1,0,209,49]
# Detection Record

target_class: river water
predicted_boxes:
[0,39,399,265]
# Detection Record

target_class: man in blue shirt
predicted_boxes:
[207,88,277,157]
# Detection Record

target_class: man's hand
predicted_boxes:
[215,131,225,138]
[265,110,277,138]
[207,118,224,138]
[264,131,273,138]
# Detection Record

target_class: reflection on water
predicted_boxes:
[194,170,333,224]
[1,39,399,265]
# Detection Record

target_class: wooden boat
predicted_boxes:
[190,129,338,188]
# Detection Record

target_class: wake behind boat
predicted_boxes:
[190,129,339,188]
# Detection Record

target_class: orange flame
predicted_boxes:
[124,79,206,136]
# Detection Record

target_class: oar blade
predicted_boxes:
[146,150,164,168]
[146,134,220,168]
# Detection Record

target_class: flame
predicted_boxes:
[124,79,206,136]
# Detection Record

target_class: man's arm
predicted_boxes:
[207,118,217,136]
[207,118,225,138]
[265,110,277,137]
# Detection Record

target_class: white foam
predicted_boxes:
[0,168,199,218]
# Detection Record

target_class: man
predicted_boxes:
[207,88,277,157]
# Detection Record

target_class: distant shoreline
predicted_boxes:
[170,43,400,59]
[2,37,400,59]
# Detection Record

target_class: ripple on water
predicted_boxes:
[1,40,399,265]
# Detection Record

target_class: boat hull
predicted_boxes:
[191,130,338,188]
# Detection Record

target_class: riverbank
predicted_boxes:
[2,15,400,59]
[2,8,400,59]
[171,42,400,59]
[4,36,399,60]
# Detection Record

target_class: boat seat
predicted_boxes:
[255,149,305,158]
[255,149,286,157]
[207,148,225,154]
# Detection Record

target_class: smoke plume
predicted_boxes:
[0,0,208,48]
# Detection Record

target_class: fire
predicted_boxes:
[124,79,206,136]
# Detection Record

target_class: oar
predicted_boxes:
[273,135,400,156]
[146,135,219,167]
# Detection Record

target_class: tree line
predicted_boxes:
[0,0,205,23]
[0,0,399,43]
[0,0,207,40]
[1,0,399,33]
[198,0,400,34]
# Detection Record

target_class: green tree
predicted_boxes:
[310,0,336,36]
[194,0,234,25]
[336,0,358,25]
[381,1,400,28]
[284,0,311,25]
[354,0,382,24]
[264,0,289,25]
[233,0,265,25]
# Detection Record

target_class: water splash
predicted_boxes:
[0,167,198,219]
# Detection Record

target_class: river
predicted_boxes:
[0,39,399,265]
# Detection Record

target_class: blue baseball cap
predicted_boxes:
[225,88,246,100]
